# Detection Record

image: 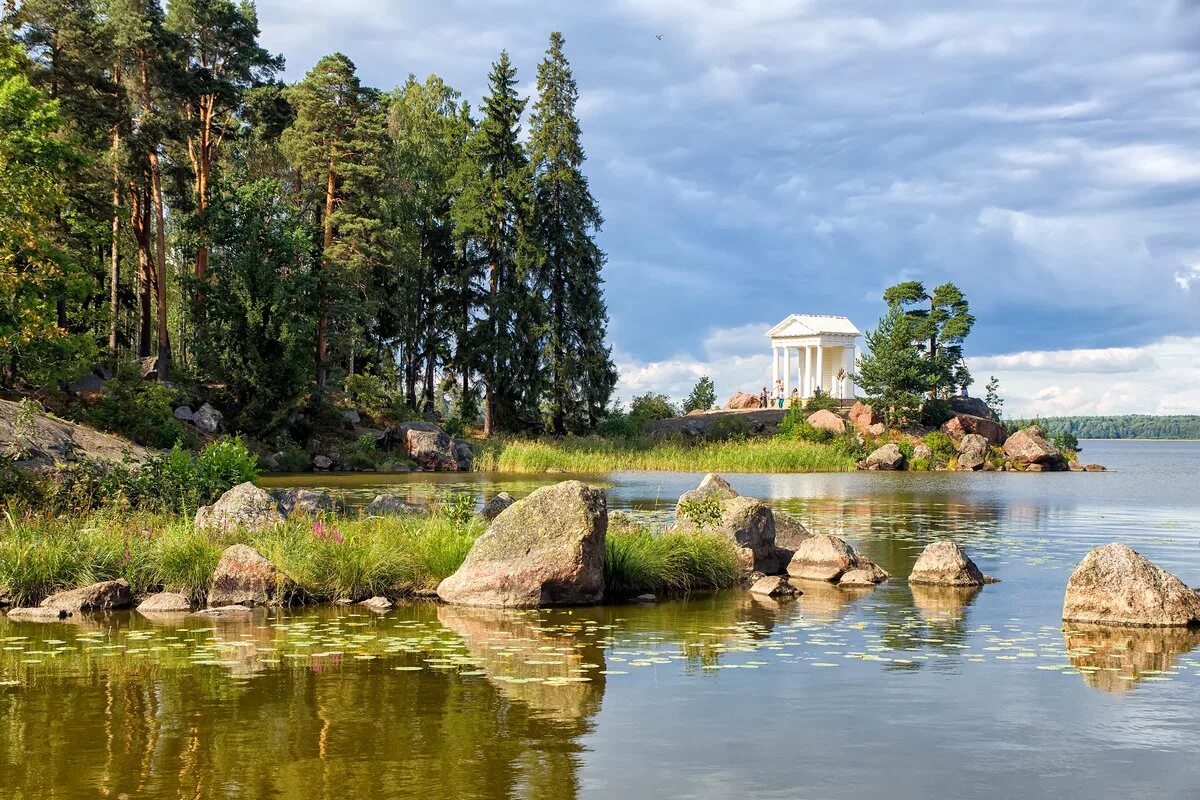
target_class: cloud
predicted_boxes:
[971,347,1148,374]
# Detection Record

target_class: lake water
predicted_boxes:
[3,440,1199,799]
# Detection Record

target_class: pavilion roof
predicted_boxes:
[766,314,861,339]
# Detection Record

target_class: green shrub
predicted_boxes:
[677,494,723,529]
[920,398,954,428]
[275,444,312,472]
[1052,431,1081,454]
[629,392,677,422]
[442,417,467,438]
[355,434,377,453]
[778,405,835,444]
[922,430,956,462]
[909,457,930,471]
[802,388,839,414]
[439,492,476,525]
[86,365,195,449]
[897,440,915,461]
[343,373,394,417]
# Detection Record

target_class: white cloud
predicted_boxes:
[972,347,1148,374]
[1175,261,1200,291]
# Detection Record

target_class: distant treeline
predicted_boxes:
[1009,415,1200,440]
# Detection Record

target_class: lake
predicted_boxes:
[2,440,1199,799]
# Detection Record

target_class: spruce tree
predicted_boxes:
[527,32,615,433]
[853,307,931,427]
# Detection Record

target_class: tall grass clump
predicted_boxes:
[605,524,741,596]
[474,435,858,474]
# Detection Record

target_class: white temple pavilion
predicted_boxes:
[766,314,861,400]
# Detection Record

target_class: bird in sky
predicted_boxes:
[656,34,663,40]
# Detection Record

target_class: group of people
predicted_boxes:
[759,381,796,409]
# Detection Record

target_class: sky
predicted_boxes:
[255,0,1200,417]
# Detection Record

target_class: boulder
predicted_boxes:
[1003,426,1066,470]
[750,575,798,598]
[437,481,606,607]
[68,372,106,395]
[724,391,762,410]
[867,422,887,437]
[1062,543,1200,627]
[849,401,881,433]
[1085,464,1107,472]
[956,433,990,472]
[365,494,428,517]
[273,488,336,517]
[174,405,195,422]
[137,592,192,613]
[838,567,888,587]
[41,579,132,612]
[674,473,738,513]
[480,492,516,520]
[787,534,889,584]
[313,454,333,470]
[358,596,392,612]
[807,409,846,434]
[942,413,1005,447]
[341,408,361,425]
[912,443,933,462]
[401,424,460,471]
[193,402,224,434]
[6,606,71,622]
[909,541,986,587]
[453,439,474,471]
[674,475,779,573]
[139,355,161,379]
[194,482,285,532]
[772,511,813,552]
[948,395,995,419]
[859,443,905,471]
[0,398,153,468]
[208,544,294,607]
[633,593,657,603]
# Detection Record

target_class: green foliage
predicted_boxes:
[343,373,393,417]
[897,440,915,461]
[922,430,956,462]
[1051,431,1081,454]
[802,388,839,414]
[682,375,717,414]
[920,398,954,427]
[605,525,741,596]
[1007,415,1200,441]
[86,366,194,448]
[442,417,467,438]
[984,376,1004,421]
[355,434,377,453]
[854,307,930,427]
[778,404,834,443]
[629,392,677,423]
[274,444,312,472]
[883,280,975,396]
[439,492,477,525]
[676,495,723,529]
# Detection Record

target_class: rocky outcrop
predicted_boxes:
[956,433,990,471]
[909,541,986,586]
[273,488,336,517]
[849,401,880,433]
[725,391,762,410]
[807,409,846,433]
[207,544,295,607]
[787,534,889,585]
[137,592,192,613]
[1003,426,1067,471]
[0,398,152,468]
[859,443,905,470]
[393,422,462,471]
[437,481,607,607]
[365,494,428,516]
[1062,543,1200,627]
[942,413,1005,446]
[674,474,780,573]
[193,402,224,434]
[948,395,995,419]
[480,492,515,520]
[41,579,132,612]
[194,482,286,532]
[750,575,798,597]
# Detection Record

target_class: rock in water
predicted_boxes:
[395,422,461,471]
[365,494,428,516]
[1062,543,1200,627]
[6,606,71,622]
[208,544,294,607]
[860,443,905,471]
[956,434,990,471]
[437,481,606,608]
[674,475,779,573]
[807,409,846,433]
[273,488,336,517]
[42,579,132,612]
[1003,426,1066,470]
[359,596,393,612]
[909,541,986,586]
[480,492,515,520]
[750,575,799,597]
[194,482,285,532]
[674,473,738,513]
[137,592,192,613]
[787,534,889,584]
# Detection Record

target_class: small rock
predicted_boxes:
[313,454,333,470]
[545,467,564,474]
[859,443,905,470]
[359,596,392,612]
[912,443,932,462]
[192,605,253,617]
[866,422,887,437]
[807,409,847,434]
[750,575,799,597]
[174,405,195,421]
[480,492,515,520]
[788,534,889,584]
[633,593,657,603]
[6,606,72,622]
[365,494,428,516]
[1084,464,1107,472]
[193,402,224,434]
[273,488,336,517]
[42,579,132,612]
[909,541,986,587]
[194,482,285,532]
[838,568,887,587]
[137,592,192,613]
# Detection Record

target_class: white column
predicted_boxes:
[783,346,791,399]
[772,346,779,388]
[815,345,824,397]
[803,346,813,399]
[843,346,856,399]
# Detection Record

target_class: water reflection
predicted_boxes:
[1063,623,1200,693]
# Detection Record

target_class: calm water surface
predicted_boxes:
[3,440,1199,799]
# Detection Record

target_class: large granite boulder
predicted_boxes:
[395,422,460,471]
[194,482,285,532]
[909,541,986,587]
[956,433,990,471]
[193,402,224,434]
[1003,426,1067,470]
[453,439,474,471]
[1062,543,1200,627]
[942,413,1005,447]
[437,481,607,607]
[41,579,132,612]
[849,401,881,433]
[273,488,336,517]
[365,494,428,517]
[807,409,846,434]
[859,443,905,471]
[674,475,779,573]
[725,392,761,410]
[137,592,192,613]
[787,534,889,585]
[480,492,516,520]
[948,395,995,419]
[208,545,294,607]
[773,511,813,553]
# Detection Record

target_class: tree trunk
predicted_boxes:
[150,149,170,381]
[316,164,335,389]
[108,129,121,360]
[130,184,153,359]
[483,261,498,438]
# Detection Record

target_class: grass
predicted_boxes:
[0,508,741,605]
[473,435,858,474]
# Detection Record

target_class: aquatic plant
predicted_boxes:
[605,525,741,596]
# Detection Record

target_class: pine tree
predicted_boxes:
[454,51,535,436]
[281,52,384,389]
[853,307,931,427]
[527,32,615,433]
[683,375,716,413]
[882,280,975,397]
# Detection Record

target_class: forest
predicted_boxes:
[0,0,616,438]
[1012,415,1200,441]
